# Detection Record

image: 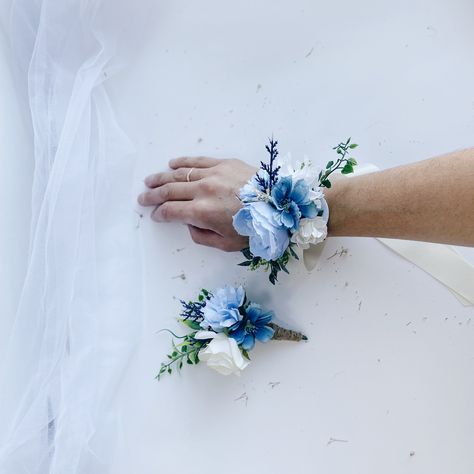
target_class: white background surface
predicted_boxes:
[2,1,474,473]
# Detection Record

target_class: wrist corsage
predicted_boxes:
[232,137,358,284]
[157,286,307,379]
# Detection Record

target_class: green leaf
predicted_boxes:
[321,179,332,188]
[182,319,201,330]
[238,261,252,266]
[349,143,358,149]
[348,157,358,166]
[341,164,354,175]
[190,351,199,364]
[325,160,334,169]
[241,349,251,361]
[241,247,252,260]
[288,245,299,260]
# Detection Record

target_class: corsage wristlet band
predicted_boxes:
[157,286,306,378]
[232,137,358,283]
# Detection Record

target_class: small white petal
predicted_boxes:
[194,330,218,340]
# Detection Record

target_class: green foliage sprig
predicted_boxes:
[238,245,298,285]
[318,138,358,188]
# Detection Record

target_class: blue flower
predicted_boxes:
[201,286,245,332]
[271,176,318,231]
[228,303,275,351]
[233,201,290,261]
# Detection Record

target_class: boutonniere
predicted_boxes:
[157,286,306,378]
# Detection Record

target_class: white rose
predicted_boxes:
[195,331,249,376]
[291,217,327,249]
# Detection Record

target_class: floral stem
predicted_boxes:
[320,149,347,184]
[269,323,308,342]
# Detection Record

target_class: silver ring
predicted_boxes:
[186,168,194,182]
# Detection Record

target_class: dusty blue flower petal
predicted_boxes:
[246,304,260,323]
[229,326,246,345]
[246,304,273,325]
[280,210,294,229]
[255,311,273,326]
[235,201,289,261]
[201,286,245,332]
[269,176,316,233]
[242,333,256,351]
[220,308,242,327]
[291,179,309,204]
[271,176,292,206]
[232,207,254,236]
[255,325,275,343]
[299,202,318,219]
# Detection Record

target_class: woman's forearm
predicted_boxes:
[325,148,474,246]
[138,148,474,250]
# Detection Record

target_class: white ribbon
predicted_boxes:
[304,164,474,306]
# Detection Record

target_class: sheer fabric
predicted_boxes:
[0,1,142,472]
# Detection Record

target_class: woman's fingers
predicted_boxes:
[152,200,221,232]
[187,225,248,252]
[138,182,197,206]
[169,156,221,170]
[187,225,229,251]
[144,167,206,188]
[151,201,198,225]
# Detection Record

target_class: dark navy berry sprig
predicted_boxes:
[255,138,281,192]
[179,289,211,324]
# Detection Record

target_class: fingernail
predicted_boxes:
[137,193,145,205]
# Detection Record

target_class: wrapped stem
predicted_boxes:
[269,323,307,342]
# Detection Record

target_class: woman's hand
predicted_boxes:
[138,156,256,251]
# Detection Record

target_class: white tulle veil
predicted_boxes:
[0,0,143,472]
